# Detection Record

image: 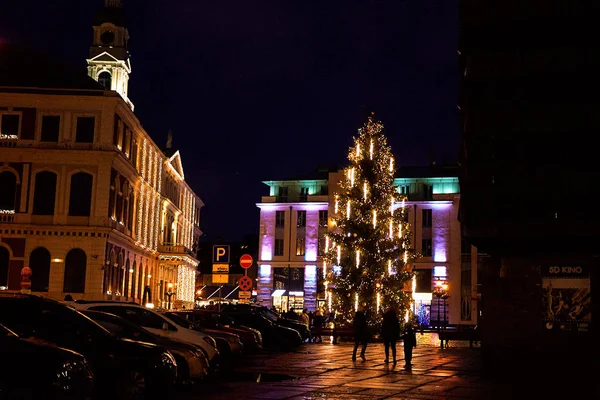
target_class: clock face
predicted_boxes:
[100,31,115,45]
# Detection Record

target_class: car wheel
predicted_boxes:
[117,369,146,400]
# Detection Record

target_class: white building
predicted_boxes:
[256,166,480,327]
[0,0,203,309]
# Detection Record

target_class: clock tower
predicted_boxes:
[87,0,134,110]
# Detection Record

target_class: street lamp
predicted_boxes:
[433,281,449,349]
[165,282,174,310]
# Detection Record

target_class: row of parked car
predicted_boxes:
[0,293,311,400]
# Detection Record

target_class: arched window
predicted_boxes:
[29,247,50,292]
[98,71,112,90]
[0,246,9,287]
[69,173,93,216]
[130,260,137,300]
[32,171,57,215]
[0,171,17,212]
[63,248,86,293]
[124,258,131,298]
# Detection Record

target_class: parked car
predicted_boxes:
[81,310,209,382]
[221,304,310,340]
[213,312,263,347]
[0,322,94,400]
[170,310,263,351]
[0,294,177,400]
[70,301,220,370]
[218,307,302,349]
[163,311,244,356]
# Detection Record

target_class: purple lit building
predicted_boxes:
[256,166,480,327]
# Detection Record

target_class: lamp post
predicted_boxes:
[433,281,449,349]
[165,282,174,310]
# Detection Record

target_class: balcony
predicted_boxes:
[260,195,329,203]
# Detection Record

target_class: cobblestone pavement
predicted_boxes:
[178,340,557,400]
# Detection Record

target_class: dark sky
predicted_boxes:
[0,0,460,242]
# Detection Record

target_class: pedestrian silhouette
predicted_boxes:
[352,305,369,361]
[381,306,400,363]
[402,322,417,368]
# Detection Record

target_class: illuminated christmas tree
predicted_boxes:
[325,113,415,327]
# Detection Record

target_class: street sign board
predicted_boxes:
[212,274,229,284]
[212,245,230,263]
[238,299,250,304]
[240,254,253,269]
[212,264,229,273]
[238,276,253,291]
[239,290,251,299]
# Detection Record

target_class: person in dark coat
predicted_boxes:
[381,306,400,363]
[352,306,369,361]
[402,322,417,368]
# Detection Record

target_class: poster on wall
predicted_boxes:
[542,265,591,333]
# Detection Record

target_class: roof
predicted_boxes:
[0,44,105,91]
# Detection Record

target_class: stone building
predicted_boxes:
[0,0,203,309]
[256,166,479,327]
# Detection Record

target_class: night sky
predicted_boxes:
[0,0,459,242]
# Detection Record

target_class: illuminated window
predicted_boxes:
[299,187,309,202]
[319,210,328,227]
[296,238,305,256]
[433,266,447,277]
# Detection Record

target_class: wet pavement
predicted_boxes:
[179,336,597,399]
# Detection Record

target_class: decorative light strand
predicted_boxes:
[389,220,393,237]
[404,251,408,264]
[388,259,392,275]
[398,223,402,238]
[389,157,394,172]
[369,139,374,160]
[354,293,359,312]
[376,291,381,312]
[334,195,339,214]
[325,236,329,253]
[350,168,355,187]
[322,261,327,279]
[372,209,377,228]
[363,182,367,201]
[328,290,332,311]
[337,245,341,265]
[346,200,351,220]
[355,250,360,268]
[356,143,360,158]
[390,198,394,215]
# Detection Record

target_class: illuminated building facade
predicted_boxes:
[0,0,202,309]
[257,166,479,326]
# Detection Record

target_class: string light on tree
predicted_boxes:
[324,113,415,327]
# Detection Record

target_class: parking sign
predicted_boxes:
[213,245,230,263]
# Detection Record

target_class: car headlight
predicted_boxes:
[160,352,177,368]
[203,336,217,349]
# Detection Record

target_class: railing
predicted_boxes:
[0,214,14,223]
[158,243,195,256]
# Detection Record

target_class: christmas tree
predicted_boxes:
[325,113,415,327]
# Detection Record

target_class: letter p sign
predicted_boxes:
[213,245,230,263]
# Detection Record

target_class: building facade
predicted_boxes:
[256,167,479,326]
[0,0,203,309]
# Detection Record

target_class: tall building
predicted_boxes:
[0,0,203,309]
[458,0,597,370]
[256,166,479,327]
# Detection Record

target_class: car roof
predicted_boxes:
[74,300,139,305]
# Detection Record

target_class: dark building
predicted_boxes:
[458,0,599,389]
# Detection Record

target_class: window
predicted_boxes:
[275,211,285,228]
[319,210,328,227]
[277,187,288,201]
[1,114,20,138]
[422,209,432,227]
[32,171,57,215]
[29,247,50,292]
[299,187,309,202]
[40,116,60,142]
[320,185,329,195]
[0,171,17,211]
[317,237,326,256]
[98,71,112,90]
[400,185,410,195]
[296,238,305,256]
[63,248,87,293]
[297,210,306,227]
[274,239,284,256]
[75,117,95,143]
[0,246,9,288]
[415,269,433,292]
[422,239,432,257]
[69,173,93,216]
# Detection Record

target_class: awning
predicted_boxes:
[272,289,286,297]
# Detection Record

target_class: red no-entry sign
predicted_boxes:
[240,254,253,269]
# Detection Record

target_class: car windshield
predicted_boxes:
[165,312,205,332]
[261,309,279,323]
[84,311,156,343]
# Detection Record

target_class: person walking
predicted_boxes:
[352,305,369,361]
[381,306,400,363]
[402,322,417,368]
[301,308,310,329]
